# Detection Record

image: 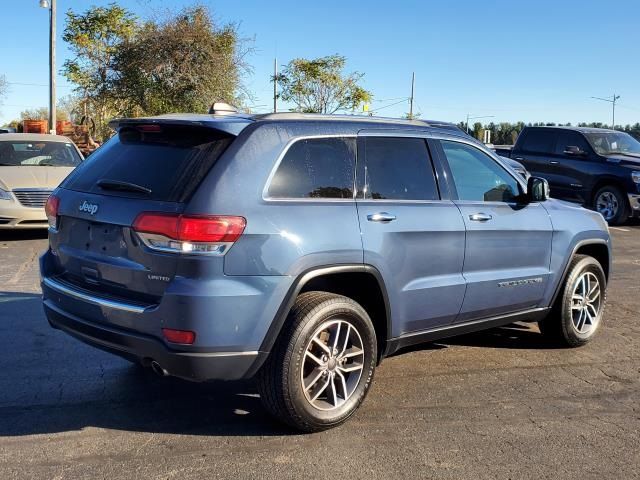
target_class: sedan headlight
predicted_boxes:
[632,171,640,184]
[0,188,12,201]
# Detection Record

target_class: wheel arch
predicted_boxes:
[590,177,630,211]
[257,265,391,366]
[551,239,611,306]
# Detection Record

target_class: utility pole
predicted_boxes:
[409,72,415,119]
[591,94,620,129]
[40,0,56,134]
[273,57,278,113]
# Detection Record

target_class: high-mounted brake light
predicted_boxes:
[132,213,246,255]
[136,124,162,133]
[45,194,60,230]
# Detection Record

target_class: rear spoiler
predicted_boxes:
[108,115,254,136]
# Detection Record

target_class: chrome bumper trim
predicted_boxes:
[43,277,149,314]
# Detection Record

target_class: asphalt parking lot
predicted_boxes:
[0,226,638,480]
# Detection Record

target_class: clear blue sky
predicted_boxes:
[1,0,639,126]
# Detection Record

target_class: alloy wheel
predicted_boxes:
[596,191,619,221]
[571,271,602,334]
[301,319,365,411]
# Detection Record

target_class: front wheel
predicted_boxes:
[258,292,377,432]
[593,185,628,225]
[539,255,606,347]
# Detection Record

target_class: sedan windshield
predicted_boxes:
[585,131,640,157]
[0,141,83,167]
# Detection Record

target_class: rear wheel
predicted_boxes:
[539,255,606,347]
[593,185,628,225]
[258,292,377,432]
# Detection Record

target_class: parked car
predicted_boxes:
[504,126,640,225]
[40,113,610,431]
[0,133,83,229]
[501,155,530,180]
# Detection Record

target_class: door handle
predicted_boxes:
[513,157,524,161]
[367,212,396,223]
[549,160,559,165]
[469,213,492,222]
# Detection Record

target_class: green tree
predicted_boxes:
[112,6,251,116]
[20,107,48,120]
[20,106,70,122]
[275,55,372,114]
[62,3,137,139]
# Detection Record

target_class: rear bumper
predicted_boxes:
[43,298,267,381]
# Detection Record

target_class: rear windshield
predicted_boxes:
[62,124,234,202]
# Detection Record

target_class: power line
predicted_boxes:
[368,99,408,114]
[6,81,74,89]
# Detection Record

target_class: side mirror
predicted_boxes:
[527,176,550,202]
[564,145,587,157]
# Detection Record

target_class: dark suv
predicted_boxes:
[40,113,610,431]
[509,126,640,224]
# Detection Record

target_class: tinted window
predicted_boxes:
[63,125,233,202]
[441,141,521,202]
[554,131,591,155]
[519,129,557,154]
[362,137,438,200]
[267,137,355,199]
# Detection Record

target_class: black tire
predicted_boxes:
[539,255,606,347]
[593,185,628,225]
[257,291,377,432]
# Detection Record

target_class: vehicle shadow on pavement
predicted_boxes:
[0,291,292,437]
[0,290,558,438]
[391,322,560,357]
[442,322,561,350]
[0,230,49,242]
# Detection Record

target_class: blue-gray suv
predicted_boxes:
[40,113,611,431]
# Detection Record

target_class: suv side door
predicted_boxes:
[432,138,553,322]
[547,130,596,204]
[356,133,466,337]
[513,128,561,189]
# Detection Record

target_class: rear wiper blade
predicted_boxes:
[97,179,152,195]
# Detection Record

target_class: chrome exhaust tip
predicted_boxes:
[150,361,169,377]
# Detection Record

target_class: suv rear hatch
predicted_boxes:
[47,119,244,306]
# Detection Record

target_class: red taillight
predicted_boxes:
[45,194,60,229]
[133,213,180,239]
[132,213,246,254]
[162,328,196,345]
[178,216,246,242]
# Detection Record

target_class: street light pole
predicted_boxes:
[40,0,56,134]
[466,114,495,134]
[591,94,620,130]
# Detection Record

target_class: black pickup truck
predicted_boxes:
[500,126,640,225]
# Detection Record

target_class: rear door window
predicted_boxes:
[519,129,558,154]
[62,124,234,202]
[360,137,439,200]
[267,137,356,199]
